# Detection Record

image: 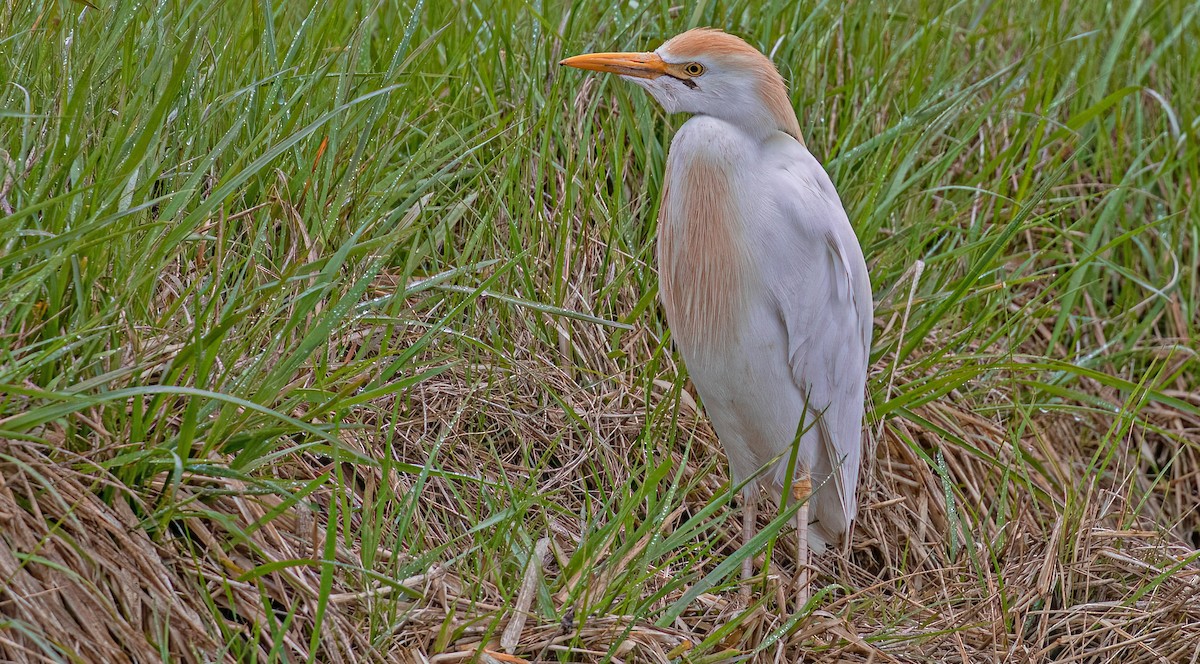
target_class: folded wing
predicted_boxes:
[756,136,873,543]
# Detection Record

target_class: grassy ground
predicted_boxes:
[2,0,1199,661]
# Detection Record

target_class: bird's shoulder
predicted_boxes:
[756,134,846,225]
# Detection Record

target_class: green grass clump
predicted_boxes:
[1,0,1198,662]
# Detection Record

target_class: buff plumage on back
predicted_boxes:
[662,28,804,143]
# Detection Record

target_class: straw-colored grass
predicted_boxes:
[2,0,1198,661]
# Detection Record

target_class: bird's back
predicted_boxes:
[658,115,871,551]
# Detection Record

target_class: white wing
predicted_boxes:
[756,134,873,541]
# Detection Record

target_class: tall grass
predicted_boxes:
[1,0,1198,661]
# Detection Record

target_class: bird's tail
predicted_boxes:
[808,521,837,555]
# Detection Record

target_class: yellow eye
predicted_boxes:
[682,62,705,77]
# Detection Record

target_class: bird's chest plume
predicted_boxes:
[657,157,751,355]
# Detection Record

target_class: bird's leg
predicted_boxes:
[740,487,757,601]
[792,473,812,610]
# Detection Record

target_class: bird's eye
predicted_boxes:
[682,62,705,77]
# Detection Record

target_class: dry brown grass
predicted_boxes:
[4,337,1199,662]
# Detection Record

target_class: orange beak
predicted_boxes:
[559,51,669,79]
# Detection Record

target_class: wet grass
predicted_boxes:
[1,0,1198,661]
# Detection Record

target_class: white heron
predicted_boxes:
[562,28,872,602]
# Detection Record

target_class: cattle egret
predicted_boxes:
[562,28,872,602]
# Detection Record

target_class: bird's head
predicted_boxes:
[561,28,802,142]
